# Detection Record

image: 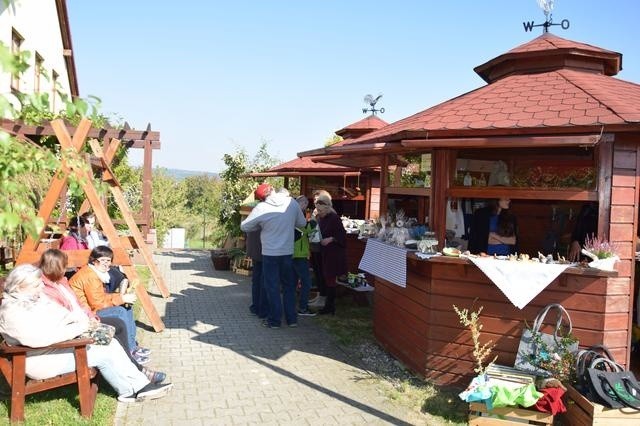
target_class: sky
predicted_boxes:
[66,0,640,174]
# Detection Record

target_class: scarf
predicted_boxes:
[88,264,111,283]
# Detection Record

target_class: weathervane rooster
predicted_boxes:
[523,0,569,33]
[363,93,385,115]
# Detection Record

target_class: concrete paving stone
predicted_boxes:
[259,410,292,423]
[116,251,419,424]
[214,407,245,418]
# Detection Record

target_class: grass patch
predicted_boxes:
[313,295,468,425]
[0,377,117,425]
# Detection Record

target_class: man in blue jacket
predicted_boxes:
[241,184,306,328]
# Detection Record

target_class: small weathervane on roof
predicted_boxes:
[523,0,570,33]
[363,93,385,115]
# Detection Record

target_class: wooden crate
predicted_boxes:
[562,384,640,425]
[232,256,252,276]
[468,402,554,425]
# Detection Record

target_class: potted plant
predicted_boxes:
[581,235,620,271]
[211,249,231,270]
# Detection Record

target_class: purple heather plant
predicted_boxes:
[583,234,619,259]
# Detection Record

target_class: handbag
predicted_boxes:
[577,345,640,409]
[83,323,116,346]
[514,303,579,377]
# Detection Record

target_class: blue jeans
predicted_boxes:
[98,306,137,352]
[293,258,312,311]
[262,255,296,326]
[250,260,269,318]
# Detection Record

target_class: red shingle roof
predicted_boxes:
[269,156,356,172]
[342,34,639,145]
[334,115,388,140]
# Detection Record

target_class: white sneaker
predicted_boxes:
[117,382,173,403]
[308,296,326,308]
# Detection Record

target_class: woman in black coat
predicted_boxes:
[315,194,347,315]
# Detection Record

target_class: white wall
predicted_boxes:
[0,1,73,111]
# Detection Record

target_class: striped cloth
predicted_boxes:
[358,238,407,288]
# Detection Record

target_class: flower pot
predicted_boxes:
[212,255,231,271]
[588,256,619,272]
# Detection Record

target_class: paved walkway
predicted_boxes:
[114,250,420,426]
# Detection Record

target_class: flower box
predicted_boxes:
[468,402,553,425]
[562,384,640,425]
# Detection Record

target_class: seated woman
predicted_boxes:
[0,264,172,402]
[69,246,150,364]
[39,248,165,383]
[61,214,125,293]
[468,198,518,256]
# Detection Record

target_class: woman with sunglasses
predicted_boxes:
[69,246,151,364]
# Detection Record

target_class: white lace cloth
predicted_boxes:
[467,257,572,309]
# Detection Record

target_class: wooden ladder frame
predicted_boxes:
[16,118,168,331]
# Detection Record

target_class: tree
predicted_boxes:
[218,142,281,242]
[151,168,187,246]
[324,133,343,147]
[182,174,222,247]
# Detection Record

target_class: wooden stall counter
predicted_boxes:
[372,249,630,388]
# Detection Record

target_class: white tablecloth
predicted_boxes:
[467,257,572,309]
[358,238,407,288]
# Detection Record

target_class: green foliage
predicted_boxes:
[151,168,187,244]
[182,174,223,247]
[0,41,109,241]
[453,304,497,375]
[218,142,280,240]
[324,133,343,147]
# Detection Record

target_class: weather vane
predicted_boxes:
[362,93,384,115]
[523,0,569,33]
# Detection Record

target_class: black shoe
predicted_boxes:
[297,309,317,317]
[317,306,335,315]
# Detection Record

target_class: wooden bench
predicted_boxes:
[0,337,99,422]
[0,277,98,422]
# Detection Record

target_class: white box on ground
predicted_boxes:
[163,228,185,249]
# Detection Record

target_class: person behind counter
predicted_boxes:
[468,198,518,256]
[567,202,598,262]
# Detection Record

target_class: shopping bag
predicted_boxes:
[514,303,578,377]
[586,357,640,409]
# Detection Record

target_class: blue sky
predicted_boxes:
[66,1,640,173]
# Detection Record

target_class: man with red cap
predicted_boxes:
[241,184,306,328]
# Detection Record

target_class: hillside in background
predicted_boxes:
[164,168,219,180]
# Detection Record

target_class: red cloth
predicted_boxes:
[534,387,566,415]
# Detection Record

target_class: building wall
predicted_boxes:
[0,0,72,111]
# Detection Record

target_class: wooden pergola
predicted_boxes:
[0,118,159,234]
[13,118,168,331]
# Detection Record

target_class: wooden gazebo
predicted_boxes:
[301,33,640,386]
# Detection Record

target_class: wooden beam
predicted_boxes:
[400,134,611,149]
[88,140,170,299]
[0,119,161,147]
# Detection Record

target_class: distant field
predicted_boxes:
[164,168,219,180]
